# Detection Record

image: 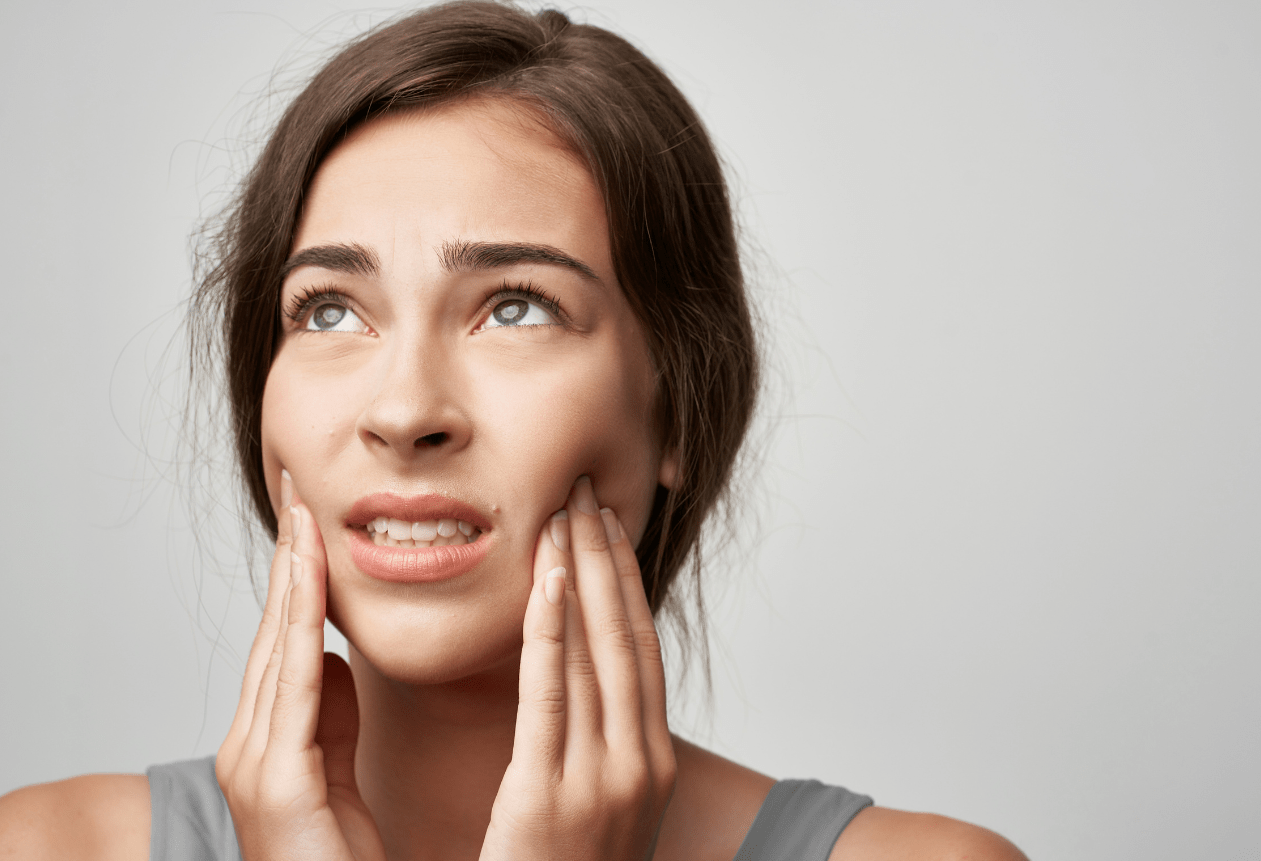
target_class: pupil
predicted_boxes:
[494,300,528,325]
[316,305,346,328]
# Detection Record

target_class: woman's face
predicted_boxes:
[260,100,674,684]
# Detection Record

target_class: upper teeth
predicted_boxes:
[367,517,482,548]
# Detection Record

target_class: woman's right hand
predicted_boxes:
[216,469,386,861]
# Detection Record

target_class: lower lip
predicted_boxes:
[348,528,491,583]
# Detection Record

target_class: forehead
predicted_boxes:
[294,99,609,265]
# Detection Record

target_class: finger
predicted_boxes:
[225,468,296,754]
[267,502,329,760]
[513,518,569,775]
[567,476,641,744]
[243,498,305,761]
[548,505,600,746]
[243,552,293,763]
[604,507,670,753]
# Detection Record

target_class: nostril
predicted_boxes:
[415,432,448,447]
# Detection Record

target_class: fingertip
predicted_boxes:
[544,566,566,606]
[549,509,570,552]
[599,507,622,543]
[290,552,303,588]
[280,468,292,508]
[570,474,598,515]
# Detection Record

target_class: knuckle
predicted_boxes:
[606,761,650,806]
[564,645,596,676]
[593,615,637,652]
[261,595,282,622]
[258,607,282,632]
[267,633,286,662]
[534,627,565,648]
[525,679,566,715]
[275,664,319,698]
[576,528,610,554]
[622,761,651,796]
[633,627,664,662]
[528,617,565,647]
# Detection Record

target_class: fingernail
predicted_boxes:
[544,566,566,606]
[600,507,621,543]
[290,505,301,540]
[572,475,597,515]
[549,510,569,551]
[280,468,292,509]
[290,552,303,588]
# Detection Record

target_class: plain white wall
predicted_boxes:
[1,2,1257,859]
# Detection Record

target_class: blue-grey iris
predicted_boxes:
[315,305,347,329]
[493,299,528,326]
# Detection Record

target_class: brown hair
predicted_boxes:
[193,1,758,642]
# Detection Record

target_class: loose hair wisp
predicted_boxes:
[192,0,759,678]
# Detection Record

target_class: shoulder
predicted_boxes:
[832,806,1028,861]
[0,773,150,861]
[657,738,1027,861]
[654,735,777,861]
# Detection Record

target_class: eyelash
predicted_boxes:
[482,280,566,325]
[282,285,354,326]
[280,281,567,329]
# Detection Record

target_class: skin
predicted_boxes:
[0,100,1028,861]
[260,99,670,691]
[225,99,684,861]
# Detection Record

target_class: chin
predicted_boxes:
[350,630,524,688]
[329,571,532,688]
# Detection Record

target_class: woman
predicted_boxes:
[1,3,1025,859]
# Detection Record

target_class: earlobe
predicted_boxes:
[657,446,679,490]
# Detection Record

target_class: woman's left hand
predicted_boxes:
[480,475,677,861]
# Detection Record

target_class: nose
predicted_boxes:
[356,332,471,460]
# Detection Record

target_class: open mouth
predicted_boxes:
[366,517,484,548]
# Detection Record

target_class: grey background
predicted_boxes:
[2,2,1258,859]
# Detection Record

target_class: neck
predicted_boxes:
[349,645,520,861]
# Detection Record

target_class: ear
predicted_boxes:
[657,444,680,490]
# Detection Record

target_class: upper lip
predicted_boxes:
[346,493,492,532]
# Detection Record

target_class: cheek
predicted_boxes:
[260,356,363,512]
[471,339,659,536]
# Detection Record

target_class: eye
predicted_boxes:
[283,290,370,335]
[478,296,558,330]
[283,287,371,335]
[306,301,367,332]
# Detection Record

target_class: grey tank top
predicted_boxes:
[147,756,872,861]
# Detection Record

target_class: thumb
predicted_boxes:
[316,652,360,795]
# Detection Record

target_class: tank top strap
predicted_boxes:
[733,779,874,861]
[146,756,242,861]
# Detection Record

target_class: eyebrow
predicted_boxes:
[439,239,601,283]
[279,242,380,281]
[279,239,602,285]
